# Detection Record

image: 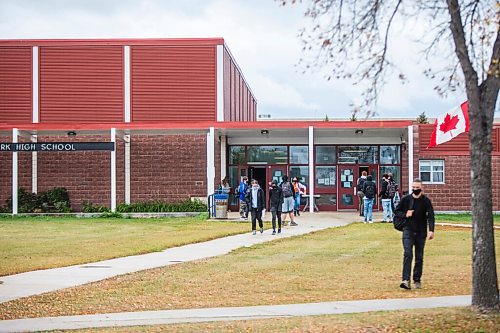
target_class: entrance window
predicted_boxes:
[290,146,308,164]
[289,166,309,188]
[247,146,288,164]
[229,146,246,165]
[338,146,378,164]
[315,146,336,164]
[315,166,336,188]
[380,146,400,164]
[380,166,401,185]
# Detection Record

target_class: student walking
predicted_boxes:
[268,179,283,235]
[246,179,265,235]
[237,176,249,220]
[394,179,435,290]
[292,177,306,216]
[356,171,368,217]
[379,173,393,223]
[280,175,297,226]
[362,175,376,223]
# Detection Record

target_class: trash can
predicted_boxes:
[214,191,228,219]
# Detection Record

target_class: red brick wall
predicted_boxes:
[0,134,210,212]
[413,126,500,211]
[130,135,207,202]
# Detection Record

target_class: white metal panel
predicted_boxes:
[408,125,414,192]
[308,126,314,213]
[124,46,131,123]
[111,128,116,212]
[207,127,215,196]
[217,45,224,121]
[32,46,39,123]
[12,128,18,215]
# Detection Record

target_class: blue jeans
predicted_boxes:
[382,199,393,222]
[294,193,300,211]
[363,198,374,222]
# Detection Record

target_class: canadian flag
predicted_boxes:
[427,101,469,148]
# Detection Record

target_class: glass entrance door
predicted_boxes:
[338,165,357,210]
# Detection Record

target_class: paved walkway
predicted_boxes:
[0,295,470,332]
[0,211,367,304]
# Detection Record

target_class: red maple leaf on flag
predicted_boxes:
[439,113,459,133]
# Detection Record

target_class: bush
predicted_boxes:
[3,187,71,213]
[116,199,207,213]
[81,202,111,213]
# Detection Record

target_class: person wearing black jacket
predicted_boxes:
[268,180,283,235]
[379,174,392,223]
[362,175,377,223]
[394,178,435,290]
[246,179,265,235]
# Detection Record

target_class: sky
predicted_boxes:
[0,0,489,120]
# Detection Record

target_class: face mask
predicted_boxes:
[413,189,422,195]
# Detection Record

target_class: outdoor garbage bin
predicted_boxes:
[214,191,228,219]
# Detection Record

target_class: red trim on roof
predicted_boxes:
[0,120,413,132]
[0,38,225,47]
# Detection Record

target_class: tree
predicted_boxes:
[417,112,429,124]
[281,0,499,311]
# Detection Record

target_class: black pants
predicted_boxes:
[271,209,282,230]
[402,229,426,282]
[250,208,263,231]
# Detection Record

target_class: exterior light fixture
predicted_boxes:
[355,129,364,135]
[261,129,269,135]
[67,131,77,136]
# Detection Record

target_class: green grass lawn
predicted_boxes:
[2,223,498,320]
[59,307,500,333]
[0,215,249,276]
[435,213,500,225]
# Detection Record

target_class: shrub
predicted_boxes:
[116,199,207,213]
[3,187,72,213]
[81,202,111,213]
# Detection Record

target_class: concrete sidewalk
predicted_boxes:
[0,295,471,332]
[0,211,367,304]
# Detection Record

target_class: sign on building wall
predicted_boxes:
[0,142,115,152]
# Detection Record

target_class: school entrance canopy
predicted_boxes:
[0,120,412,215]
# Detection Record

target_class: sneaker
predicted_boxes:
[272,230,276,235]
[240,217,246,221]
[260,228,264,234]
[400,280,411,290]
[363,221,367,224]
[252,230,256,235]
[290,221,298,226]
[369,221,373,224]
[278,229,281,234]
[414,281,422,289]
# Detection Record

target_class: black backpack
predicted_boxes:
[282,182,293,198]
[386,180,397,198]
[357,177,366,190]
[394,195,414,231]
[364,183,375,199]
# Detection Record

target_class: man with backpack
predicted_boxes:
[356,171,368,217]
[379,173,396,223]
[280,175,297,226]
[394,179,435,290]
[362,175,376,223]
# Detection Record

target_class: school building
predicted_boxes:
[0,38,499,214]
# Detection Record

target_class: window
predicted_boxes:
[290,146,308,164]
[380,146,400,164]
[338,146,378,164]
[247,146,288,164]
[315,166,336,188]
[289,166,309,188]
[419,160,445,183]
[380,166,401,186]
[315,146,336,164]
[229,146,245,165]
